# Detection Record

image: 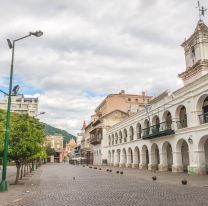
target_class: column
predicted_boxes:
[172,151,183,172]
[158,152,168,172]
[132,151,139,168]
[114,151,119,167]
[139,151,147,169]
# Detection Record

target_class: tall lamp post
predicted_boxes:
[0,31,43,192]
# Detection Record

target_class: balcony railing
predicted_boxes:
[89,136,102,145]
[198,112,208,124]
[176,119,187,129]
[142,122,175,140]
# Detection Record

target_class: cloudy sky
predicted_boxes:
[0,0,208,135]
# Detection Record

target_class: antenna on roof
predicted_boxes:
[197,1,207,20]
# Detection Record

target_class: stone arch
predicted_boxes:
[136,123,142,139]
[119,131,122,143]
[129,126,134,141]
[127,147,133,167]
[176,105,187,129]
[140,145,149,169]
[133,146,140,168]
[161,141,173,171]
[196,95,208,124]
[176,139,190,172]
[162,111,173,129]
[198,135,208,174]
[123,128,127,142]
[150,143,160,171]
[120,148,127,167]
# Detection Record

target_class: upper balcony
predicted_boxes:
[142,122,175,140]
[89,128,102,145]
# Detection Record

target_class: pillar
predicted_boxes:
[172,151,183,172]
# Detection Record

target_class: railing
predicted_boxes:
[89,136,102,145]
[176,119,187,129]
[142,122,175,140]
[198,112,208,124]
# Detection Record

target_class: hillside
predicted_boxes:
[44,124,76,146]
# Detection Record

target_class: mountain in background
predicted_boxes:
[44,123,76,146]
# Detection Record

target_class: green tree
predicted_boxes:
[45,144,56,156]
[0,110,46,184]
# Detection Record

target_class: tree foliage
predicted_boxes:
[0,109,46,184]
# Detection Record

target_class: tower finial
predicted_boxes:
[197,1,207,20]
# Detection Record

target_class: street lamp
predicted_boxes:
[35,112,46,118]
[0,30,43,192]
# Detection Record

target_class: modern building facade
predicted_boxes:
[105,20,208,175]
[0,94,38,117]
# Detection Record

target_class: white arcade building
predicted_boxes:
[101,20,208,175]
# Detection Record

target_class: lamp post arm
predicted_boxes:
[0,89,8,96]
[14,34,31,42]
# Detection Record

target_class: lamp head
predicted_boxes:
[188,136,193,144]
[30,30,43,37]
[7,39,13,49]
[12,85,20,95]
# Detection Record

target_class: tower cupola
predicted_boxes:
[179,20,208,85]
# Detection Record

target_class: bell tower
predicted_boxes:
[179,20,208,85]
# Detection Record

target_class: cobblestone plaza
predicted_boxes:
[1,164,208,206]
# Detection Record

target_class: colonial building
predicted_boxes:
[85,91,152,165]
[0,94,38,117]
[45,135,64,163]
[105,20,208,175]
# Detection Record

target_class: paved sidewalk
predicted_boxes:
[0,166,43,206]
[95,165,208,187]
[0,163,207,206]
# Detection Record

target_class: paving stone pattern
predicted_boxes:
[4,164,208,206]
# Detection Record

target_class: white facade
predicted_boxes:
[98,21,208,175]
[0,94,38,117]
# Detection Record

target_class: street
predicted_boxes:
[1,163,208,206]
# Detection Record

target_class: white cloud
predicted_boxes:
[1,0,207,135]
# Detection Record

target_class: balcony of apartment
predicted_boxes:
[142,122,175,140]
[89,128,102,145]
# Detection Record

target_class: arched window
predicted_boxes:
[129,126,134,141]
[109,136,111,146]
[112,134,114,145]
[143,119,150,137]
[179,106,187,128]
[119,131,122,143]
[202,97,208,123]
[152,115,160,134]
[123,129,127,142]
[115,133,118,144]
[136,123,142,139]
[166,112,172,129]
